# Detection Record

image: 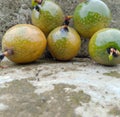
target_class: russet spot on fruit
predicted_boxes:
[1,24,47,64]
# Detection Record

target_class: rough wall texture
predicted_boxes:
[0,0,120,56]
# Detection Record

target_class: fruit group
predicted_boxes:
[89,28,120,66]
[31,0,64,36]
[47,19,81,61]
[73,0,111,38]
[2,24,46,64]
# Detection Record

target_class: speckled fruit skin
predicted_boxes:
[31,0,64,36]
[89,28,120,66]
[73,0,111,38]
[47,26,81,61]
[2,24,47,64]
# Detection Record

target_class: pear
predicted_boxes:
[89,28,120,66]
[31,0,64,36]
[73,0,111,38]
[1,24,46,64]
[47,16,81,61]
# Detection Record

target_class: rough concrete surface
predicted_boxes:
[0,58,120,117]
[0,0,120,117]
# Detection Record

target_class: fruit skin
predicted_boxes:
[31,0,37,7]
[31,0,64,36]
[47,26,81,61]
[2,24,46,64]
[89,28,120,66]
[73,0,111,38]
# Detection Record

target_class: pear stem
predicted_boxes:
[34,0,43,12]
[62,16,72,32]
[110,48,120,56]
[34,0,43,4]
[0,49,14,62]
[108,47,120,61]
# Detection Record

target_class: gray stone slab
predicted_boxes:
[0,57,120,117]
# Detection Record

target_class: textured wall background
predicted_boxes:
[0,0,120,56]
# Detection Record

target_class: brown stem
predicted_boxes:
[107,47,120,58]
[62,16,72,32]
[115,50,120,56]
[34,0,43,4]
[0,49,14,62]
[63,16,72,26]
[110,48,120,56]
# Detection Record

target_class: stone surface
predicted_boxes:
[0,58,120,117]
[0,0,120,56]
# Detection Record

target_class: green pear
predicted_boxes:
[73,0,111,38]
[31,0,64,36]
[89,28,120,66]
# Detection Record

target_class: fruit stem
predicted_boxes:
[34,0,43,4]
[108,47,120,61]
[34,0,43,12]
[0,49,14,62]
[62,16,72,32]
